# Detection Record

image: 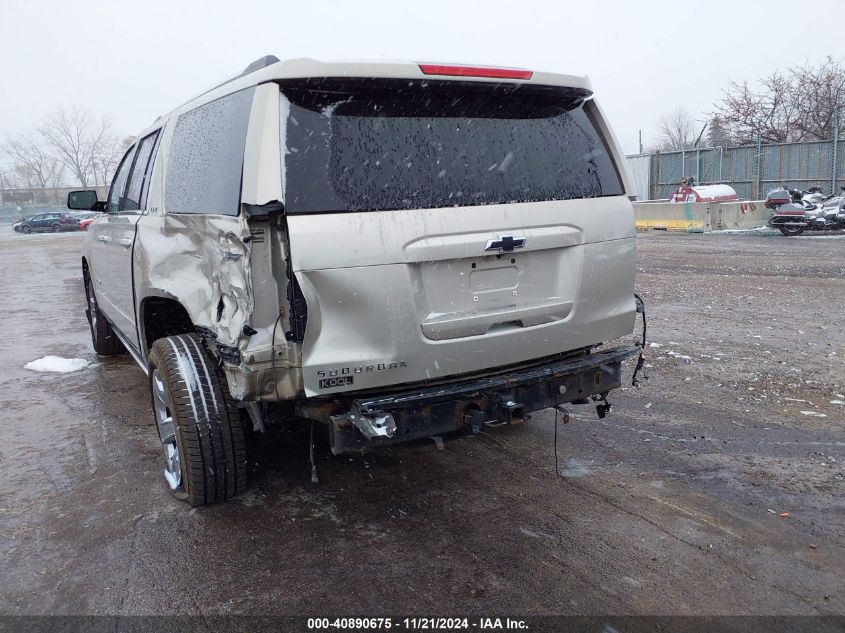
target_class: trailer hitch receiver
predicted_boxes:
[495,392,525,425]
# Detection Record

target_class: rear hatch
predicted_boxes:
[278,76,636,397]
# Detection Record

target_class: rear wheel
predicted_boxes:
[84,274,125,355]
[147,333,247,506]
[52,223,61,233]
[778,226,806,236]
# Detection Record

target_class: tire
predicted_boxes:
[778,226,806,236]
[147,333,247,506]
[52,223,61,233]
[21,225,31,234]
[84,274,125,355]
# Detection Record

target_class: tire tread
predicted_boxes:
[148,333,246,506]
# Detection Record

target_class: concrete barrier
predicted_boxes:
[633,201,711,232]
[712,201,770,230]
[633,200,770,232]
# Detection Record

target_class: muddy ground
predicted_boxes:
[0,227,843,617]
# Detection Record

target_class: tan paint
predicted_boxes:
[85,58,637,405]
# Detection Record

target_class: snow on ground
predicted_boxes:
[709,227,845,239]
[710,226,774,235]
[25,356,90,373]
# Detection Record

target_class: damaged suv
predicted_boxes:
[70,56,642,506]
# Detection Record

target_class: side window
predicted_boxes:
[140,132,163,208]
[122,130,160,212]
[108,145,137,214]
[165,87,254,215]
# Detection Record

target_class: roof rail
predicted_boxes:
[185,55,281,105]
[242,55,280,75]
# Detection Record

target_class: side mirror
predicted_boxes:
[67,190,103,211]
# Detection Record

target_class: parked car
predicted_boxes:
[12,217,25,232]
[16,212,79,234]
[70,211,98,221]
[73,212,100,231]
[69,56,643,506]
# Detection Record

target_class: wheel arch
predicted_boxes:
[139,292,196,353]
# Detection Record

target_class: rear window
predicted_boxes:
[279,79,623,214]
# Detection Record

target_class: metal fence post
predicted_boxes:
[833,111,840,194]
[652,150,660,200]
[754,136,762,199]
[696,148,701,183]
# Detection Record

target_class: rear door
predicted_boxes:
[277,79,635,397]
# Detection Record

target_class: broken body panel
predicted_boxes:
[81,58,639,453]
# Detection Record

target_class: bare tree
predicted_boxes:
[11,164,36,191]
[38,106,116,187]
[655,107,699,151]
[91,134,132,187]
[714,57,845,144]
[789,57,845,140]
[3,134,65,202]
[4,163,38,204]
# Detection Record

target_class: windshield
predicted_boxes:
[279,79,624,214]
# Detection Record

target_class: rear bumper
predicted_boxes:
[299,345,639,454]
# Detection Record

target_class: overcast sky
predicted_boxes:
[1,0,842,155]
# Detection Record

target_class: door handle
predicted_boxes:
[97,235,111,243]
[119,237,133,247]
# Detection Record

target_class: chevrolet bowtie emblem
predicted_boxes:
[485,235,526,253]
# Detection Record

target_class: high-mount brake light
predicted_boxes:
[417,64,533,80]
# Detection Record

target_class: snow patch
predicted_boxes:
[800,411,827,418]
[25,356,89,373]
[520,526,554,540]
[559,459,590,478]
[711,226,774,234]
[667,351,692,360]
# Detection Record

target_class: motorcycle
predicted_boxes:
[766,185,845,236]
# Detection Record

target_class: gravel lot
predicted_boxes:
[0,227,843,618]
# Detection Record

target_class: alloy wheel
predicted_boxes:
[151,369,182,490]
